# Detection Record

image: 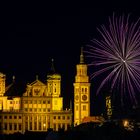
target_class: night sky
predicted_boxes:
[1,3,140,115]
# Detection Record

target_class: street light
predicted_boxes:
[43,123,46,130]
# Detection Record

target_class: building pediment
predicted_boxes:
[28,80,46,87]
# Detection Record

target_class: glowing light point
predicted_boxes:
[122,59,126,63]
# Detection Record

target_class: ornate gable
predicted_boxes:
[23,79,47,97]
[29,80,46,86]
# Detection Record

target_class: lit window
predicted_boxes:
[25,101,28,104]
[25,116,28,120]
[39,122,41,130]
[4,123,7,130]
[43,101,46,104]
[62,123,65,129]
[34,100,37,104]
[34,122,37,130]
[38,100,41,104]
[14,124,17,130]
[9,123,12,130]
[62,116,65,120]
[53,123,56,131]
[85,88,87,93]
[10,107,13,111]
[83,105,86,111]
[30,116,32,120]
[43,108,46,112]
[34,116,37,120]
[30,122,32,130]
[19,124,22,130]
[29,101,32,104]
[76,88,79,93]
[81,88,84,92]
[58,123,61,129]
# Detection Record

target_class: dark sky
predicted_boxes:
[1,3,140,115]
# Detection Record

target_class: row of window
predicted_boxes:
[75,105,87,111]
[24,108,50,112]
[0,123,71,131]
[23,100,50,104]
[25,116,48,121]
[53,116,70,120]
[75,87,88,93]
[1,115,22,119]
[4,123,22,131]
[25,122,49,130]
[53,123,71,131]
[10,101,20,104]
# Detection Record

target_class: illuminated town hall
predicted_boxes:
[0,49,93,134]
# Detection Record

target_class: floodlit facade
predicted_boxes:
[74,48,91,126]
[0,63,72,134]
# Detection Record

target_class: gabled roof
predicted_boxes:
[28,79,46,86]
[5,81,25,97]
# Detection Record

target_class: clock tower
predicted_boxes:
[73,48,90,126]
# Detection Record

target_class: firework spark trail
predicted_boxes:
[85,14,140,105]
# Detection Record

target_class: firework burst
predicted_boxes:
[85,14,140,105]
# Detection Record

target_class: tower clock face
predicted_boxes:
[75,95,79,100]
[82,95,87,101]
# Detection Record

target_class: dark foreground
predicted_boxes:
[0,122,140,140]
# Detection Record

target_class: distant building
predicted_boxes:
[82,116,105,124]
[74,48,91,126]
[0,60,72,134]
[106,95,112,119]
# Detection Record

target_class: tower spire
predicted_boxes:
[70,100,72,110]
[36,75,39,80]
[80,47,84,64]
[50,58,55,73]
[12,75,15,83]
